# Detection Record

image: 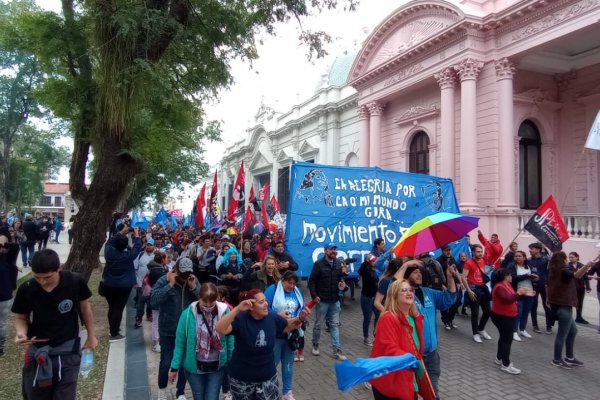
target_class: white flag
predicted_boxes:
[584,110,600,150]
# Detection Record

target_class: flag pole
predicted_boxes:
[560,147,587,210]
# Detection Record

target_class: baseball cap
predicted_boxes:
[178,257,194,273]
[222,234,230,240]
[146,238,155,246]
[325,242,337,249]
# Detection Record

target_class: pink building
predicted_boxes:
[349,0,600,259]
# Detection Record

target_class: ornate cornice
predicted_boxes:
[358,105,370,120]
[367,102,386,117]
[494,58,516,80]
[434,67,456,89]
[454,58,484,81]
[394,104,439,126]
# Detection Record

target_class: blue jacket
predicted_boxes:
[414,287,457,355]
[103,237,142,287]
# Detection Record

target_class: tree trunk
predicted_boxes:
[0,144,9,212]
[63,134,141,281]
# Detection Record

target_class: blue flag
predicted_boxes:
[155,208,168,224]
[170,214,178,229]
[131,210,150,230]
[334,354,418,392]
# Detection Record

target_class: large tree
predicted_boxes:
[3,0,355,280]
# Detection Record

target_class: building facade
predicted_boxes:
[217,0,600,259]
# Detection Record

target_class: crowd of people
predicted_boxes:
[1,209,599,400]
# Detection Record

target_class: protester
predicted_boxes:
[67,217,75,245]
[241,240,258,269]
[36,214,53,251]
[528,242,553,334]
[490,268,535,375]
[369,279,425,400]
[12,249,97,399]
[568,252,591,324]
[547,251,593,369]
[373,258,404,315]
[53,216,63,244]
[587,256,600,333]
[148,252,168,352]
[437,245,462,330]
[217,246,246,306]
[151,257,200,400]
[358,259,379,346]
[405,259,457,399]
[271,240,299,274]
[102,227,142,340]
[0,233,19,356]
[456,251,470,316]
[462,244,491,343]
[246,255,280,291]
[169,283,233,400]
[500,242,518,269]
[215,289,307,400]
[264,271,306,400]
[191,236,217,283]
[21,214,37,268]
[477,230,503,269]
[134,238,157,327]
[506,250,537,341]
[308,242,348,360]
[418,252,446,290]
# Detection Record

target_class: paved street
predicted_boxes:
[149,281,600,400]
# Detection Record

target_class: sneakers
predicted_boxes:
[157,389,167,400]
[363,337,373,346]
[299,353,305,362]
[520,330,532,338]
[494,358,502,365]
[152,343,161,353]
[551,359,573,369]
[176,396,186,400]
[513,332,522,342]
[532,326,542,334]
[294,352,299,362]
[479,330,492,340]
[461,308,469,316]
[333,350,347,361]
[500,363,521,375]
[223,393,233,400]
[444,323,452,331]
[282,391,296,400]
[134,318,142,328]
[311,344,320,356]
[545,327,553,335]
[575,318,589,324]
[109,334,125,342]
[564,357,584,367]
[473,334,483,343]
[451,323,459,329]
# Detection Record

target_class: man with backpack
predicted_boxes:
[419,252,446,290]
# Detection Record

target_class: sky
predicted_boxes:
[36,0,409,207]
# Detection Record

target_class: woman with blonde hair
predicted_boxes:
[369,278,426,400]
[245,255,281,292]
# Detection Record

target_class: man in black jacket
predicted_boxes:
[308,242,348,361]
[272,240,299,273]
[0,233,19,356]
[21,215,38,268]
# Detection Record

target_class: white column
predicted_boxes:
[495,58,518,209]
[358,105,370,166]
[270,150,279,200]
[454,58,483,209]
[368,102,385,167]
[434,68,456,180]
[319,130,328,164]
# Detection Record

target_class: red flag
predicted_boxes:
[260,182,269,228]
[270,195,281,214]
[228,161,245,221]
[208,170,218,224]
[195,183,206,227]
[523,195,569,252]
[249,186,256,205]
[243,206,257,233]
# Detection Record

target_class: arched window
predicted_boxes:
[518,120,542,209]
[409,131,430,174]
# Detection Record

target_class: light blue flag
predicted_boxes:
[335,354,418,392]
[170,214,178,229]
[155,208,168,224]
[131,210,150,230]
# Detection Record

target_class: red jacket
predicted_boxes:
[491,282,519,317]
[370,312,424,399]
[478,232,503,269]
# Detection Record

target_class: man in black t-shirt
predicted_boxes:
[12,249,97,400]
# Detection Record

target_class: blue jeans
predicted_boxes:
[552,306,577,360]
[158,335,187,395]
[312,301,341,351]
[513,296,534,332]
[185,368,224,400]
[360,295,374,338]
[273,338,294,393]
[423,350,441,400]
[20,242,35,266]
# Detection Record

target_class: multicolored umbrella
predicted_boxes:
[392,212,479,257]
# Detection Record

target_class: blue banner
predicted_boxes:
[285,162,462,277]
[335,354,419,391]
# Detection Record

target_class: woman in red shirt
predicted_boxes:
[490,269,535,375]
[369,279,425,400]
